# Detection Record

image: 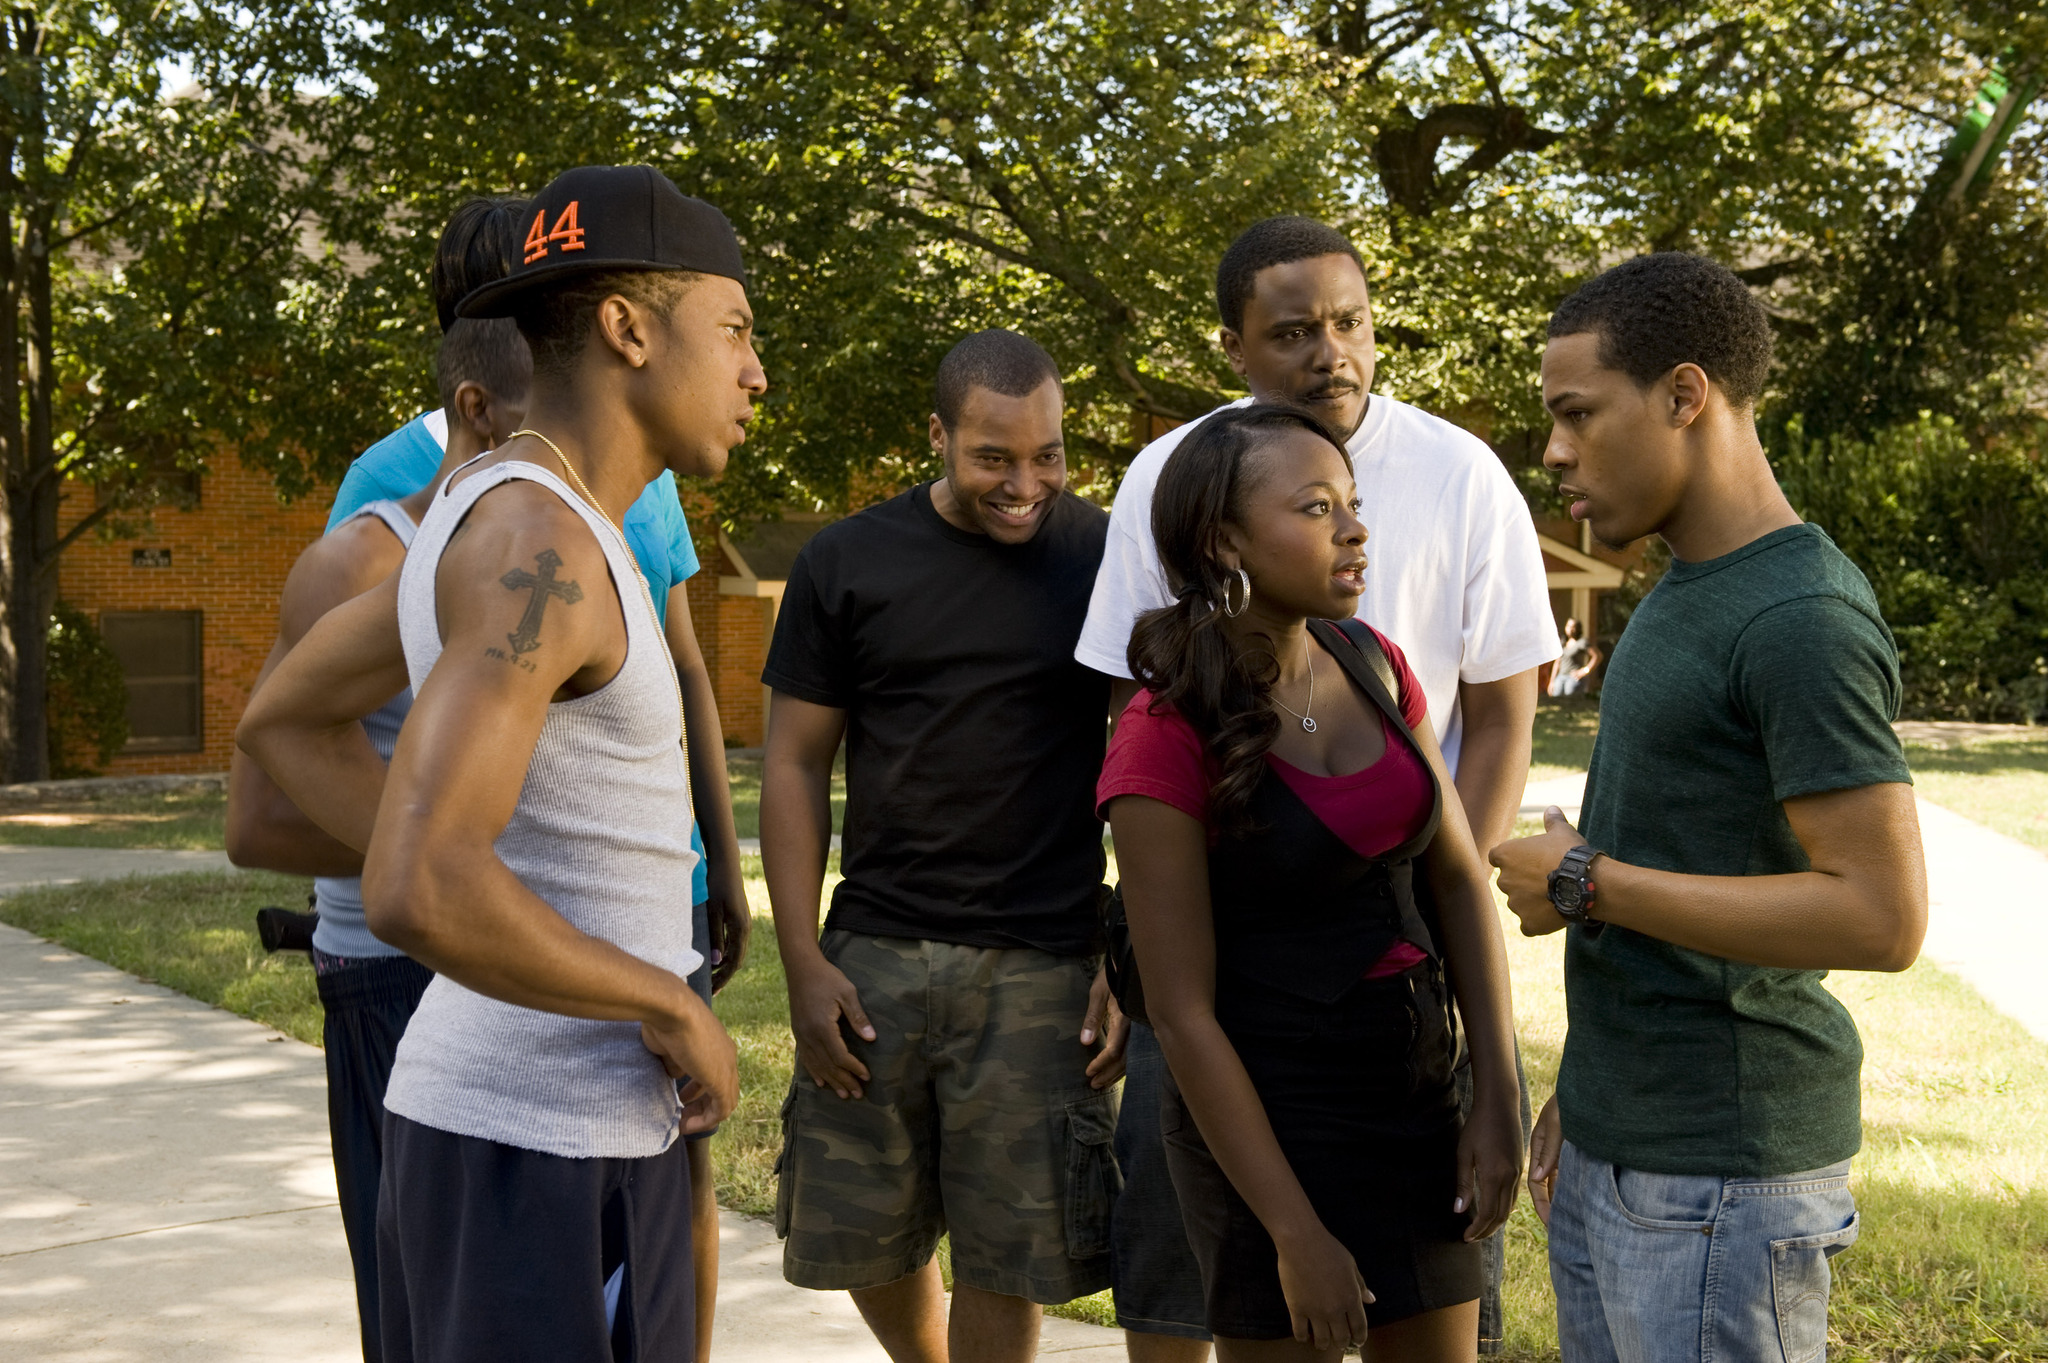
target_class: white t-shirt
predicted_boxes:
[1076,394,1560,775]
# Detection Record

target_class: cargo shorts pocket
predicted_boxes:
[1772,1211,1858,1363]
[773,1082,799,1239]
[1063,1091,1122,1260]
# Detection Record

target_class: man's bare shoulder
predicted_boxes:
[440,479,612,586]
[434,480,622,682]
[278,515,408,645]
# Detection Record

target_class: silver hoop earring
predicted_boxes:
[1221,567,1251,618]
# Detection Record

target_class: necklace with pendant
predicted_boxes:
[1270,633,1317,733]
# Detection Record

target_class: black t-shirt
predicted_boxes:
[762,483,1111,956]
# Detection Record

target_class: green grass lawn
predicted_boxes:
[0,786,226,849]
[1529,700,1600,781]
[1900,731,2048,854]
[0,869,321,1041]
[724,753,847,842]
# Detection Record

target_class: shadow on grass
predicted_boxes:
[1899,735,2048,776]
[1829,1176,2048,1360]
[0,789,228,849]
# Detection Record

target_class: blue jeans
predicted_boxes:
[1110,1023,1211,1339]
[1548,1141,1858,1363]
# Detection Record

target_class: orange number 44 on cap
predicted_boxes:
[523,202,588,265]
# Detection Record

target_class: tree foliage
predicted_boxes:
[1776,416,2048,721]
[308,1,2046,508]
[44,598,125,776]
[5,1,2042,734]
[0,2,345,778]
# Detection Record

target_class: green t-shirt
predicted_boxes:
[1562,523,1912,1177]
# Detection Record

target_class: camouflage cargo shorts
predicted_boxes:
[775,930,1120,1304]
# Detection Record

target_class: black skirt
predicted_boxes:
[1160,961,1483,1340]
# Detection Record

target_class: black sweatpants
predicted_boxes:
[377,1113,696,1363]
[317,954,435,1363]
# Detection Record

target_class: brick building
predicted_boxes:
[53,455,815,773]
[56,459,332,775]
[55,434,1632,776]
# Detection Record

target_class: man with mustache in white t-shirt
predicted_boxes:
[1078,216,1559,1361]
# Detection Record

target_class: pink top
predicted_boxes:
[1097,626,1435,980]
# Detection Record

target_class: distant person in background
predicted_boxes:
[1493,251,1927,1362]
[226,196,530,1363]
[321,210,754,1360]
[1546,620,1599,698]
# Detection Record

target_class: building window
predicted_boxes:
[101,611,204,752]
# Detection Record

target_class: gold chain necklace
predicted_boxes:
[1270,633,1318,733]
[507,429,691,790]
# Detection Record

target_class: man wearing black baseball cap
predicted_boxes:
[240,164,764,1362]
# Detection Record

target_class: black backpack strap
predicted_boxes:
[1310,617,1444,959]
[1328,614,1400,700]
[1312,618,1440,862]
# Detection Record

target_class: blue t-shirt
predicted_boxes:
[327,412,710,902]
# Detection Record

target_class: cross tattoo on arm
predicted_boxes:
[500,549,585,656]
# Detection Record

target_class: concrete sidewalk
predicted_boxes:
[0,845,230,893]
[0,918,1120,1361]
[0,920,354,1361]
[1913,798,2048,1045]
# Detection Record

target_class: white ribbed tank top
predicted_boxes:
[382,458,700,1158]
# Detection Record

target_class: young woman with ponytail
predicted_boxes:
[1096,403,1523,1362]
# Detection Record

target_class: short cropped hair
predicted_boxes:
[510,269,700,384]
[1548,252,1775,407]
[436,319,532,410]
[933,329,1063,430]
[1215,217,1367,333]
[433,197,527,333]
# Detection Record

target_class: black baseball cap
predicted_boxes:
[456,164,747,319]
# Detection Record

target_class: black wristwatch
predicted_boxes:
[1548,844,1603,923]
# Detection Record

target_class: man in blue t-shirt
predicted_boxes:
[1492,252,1927,1362]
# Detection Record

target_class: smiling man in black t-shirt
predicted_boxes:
[761,329,1123,1363]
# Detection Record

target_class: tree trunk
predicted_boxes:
[0,24,22,780]
[7,20,48,784]
[0,203,17,782]
[9,206,52,782]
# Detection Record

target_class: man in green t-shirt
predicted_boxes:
[1491,252,1928,1362]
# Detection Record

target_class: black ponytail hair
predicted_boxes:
[432,197,533,410]
[1128,402,1350,836]
[433,196,527,333]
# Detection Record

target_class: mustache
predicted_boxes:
[1301,380,1360,400]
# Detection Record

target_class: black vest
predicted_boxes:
[1207,619,1444,1034]
[1103,619,1445,1029]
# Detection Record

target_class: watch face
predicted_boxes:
[1554,880,1585,912]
